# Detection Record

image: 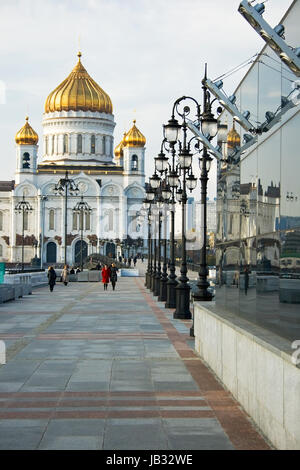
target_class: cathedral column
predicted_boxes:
[10,191,17,262]
[120,194,127,241]
[96,195,101,247]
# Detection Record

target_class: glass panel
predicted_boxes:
[239,237,257,323]
[280,113,300,228]
[256,233,280,331]
[257,131,280,236]
[258,52,281,125]
[279,229,300,341]
[0,212,2,231]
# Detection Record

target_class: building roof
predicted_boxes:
[0,181,15,191]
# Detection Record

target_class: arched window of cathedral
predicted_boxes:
[91,135,96,154]
[0,211,3,231]
[49,209,55,230]
[63,134,69,154]
[85,211,91,230]
[0,245,3,257]
[108,209,113,231]
[131,155,138,171]
[52,135,55,155]
[102,136,106,155]
[24,211,29,231]
[72,212,77,230]
[22,152,30,169]
[77,134,82,154]
[45,136,48,155]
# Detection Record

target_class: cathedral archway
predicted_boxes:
[75,240,88,265]
[105,242,115,258]
[46,242,57,263]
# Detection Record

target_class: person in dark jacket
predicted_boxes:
[47,266,57,292]
[110,263,118,291]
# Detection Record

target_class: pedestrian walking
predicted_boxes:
[141,255,144,263]
[128,257,132,267]
[101,264,111,291]
[47,266,57,292]
[110,263,118,291]
[133,256,137,267]
[61,265,69,286]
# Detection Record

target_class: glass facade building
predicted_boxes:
[215,0,300,342]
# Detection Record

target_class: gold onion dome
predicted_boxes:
[15,117,39,145]
[124,120,146,147]
[227,122,240,149]
[114,132,127,158]
[44,52,113,114]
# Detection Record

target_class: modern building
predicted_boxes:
[0,52,146,266]
[215,1,300,342]
[194,0,300,450]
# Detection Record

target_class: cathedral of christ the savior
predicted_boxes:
[0,52,147,266]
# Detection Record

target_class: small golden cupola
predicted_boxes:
[227,121,241,150]
[15,117,39,145]
[124,120,146,147]
[44,52,113,114]
[114,132,127,159]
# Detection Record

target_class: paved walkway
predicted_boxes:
[0,275,270,450]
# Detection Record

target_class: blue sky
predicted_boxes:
[0,0,293,198]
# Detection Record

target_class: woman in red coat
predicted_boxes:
[101,264,111,291]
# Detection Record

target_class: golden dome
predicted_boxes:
[114,132,127,158]
[227,122,240,149]
[15,117,39,145]
[44,52,113,114]
[124,120,146,147]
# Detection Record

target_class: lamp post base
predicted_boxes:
[158,278,167,302]
[150,273,156,292]
[165,279,177,309]
[154,274,161,296]
[192,291,213,302]
[174,283,191,319]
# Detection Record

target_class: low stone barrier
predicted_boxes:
[194,301,300,450]
[4,271,47,287]
[88,271,101,282]
[120,269,139,277]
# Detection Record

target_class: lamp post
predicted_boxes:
[155,139,180,309]
[174,119,197,319]
[162,65,219,330]
[142,198,152,288]
[72,195,92,271]
[15,194,33,272]
[54,171,79,266]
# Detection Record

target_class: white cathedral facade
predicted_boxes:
[0,52,146,266]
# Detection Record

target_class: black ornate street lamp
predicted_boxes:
[162,65,220,332]
[54,171,79,266]
[15,194,33,272]
[155,140,180,309]
[142,198,152,288]
[72,195,92,271]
